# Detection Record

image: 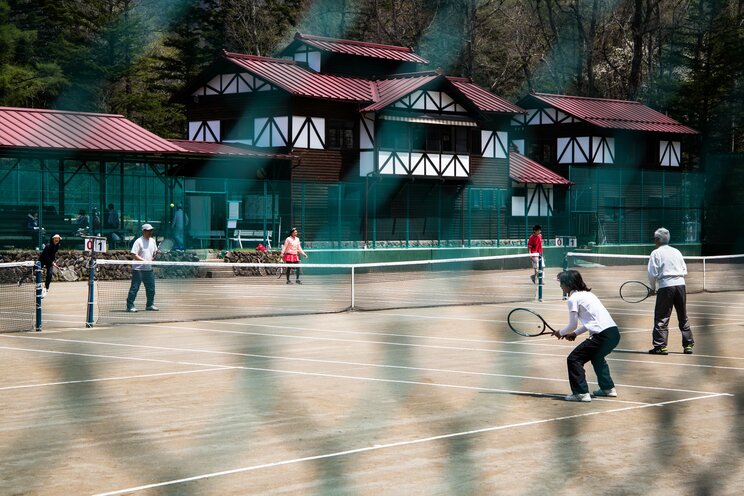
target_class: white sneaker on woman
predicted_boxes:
[564,393,591,402]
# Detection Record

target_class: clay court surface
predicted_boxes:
[1,273,743,495]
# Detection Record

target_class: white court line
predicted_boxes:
[140,321,744,366]
[0,334,723,396]
[92,392,731,496]
[0,367,230,391]
[0,343,652,405]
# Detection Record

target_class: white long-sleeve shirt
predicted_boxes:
[559,290,617,337]
[647,244,687,289]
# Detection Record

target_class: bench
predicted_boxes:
[231,229,273,249]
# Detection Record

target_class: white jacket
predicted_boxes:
[648,244,687,289]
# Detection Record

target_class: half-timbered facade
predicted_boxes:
[180,33,567,246]
[511,92,701,244]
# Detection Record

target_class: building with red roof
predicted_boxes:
[511,92,701,244]
[180,33,568,246]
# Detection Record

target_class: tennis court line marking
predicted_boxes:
[142,322,744,367]
[91,392,731,496]
[0,365,231,392]
[200,316,744,349]
[0,342,655,405]
[0,336,732,397]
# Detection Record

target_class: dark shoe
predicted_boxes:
[649,346,668,355]
[592,387,617,397]
[530,274,536,284]
[286,280,292,284]
[683,344,694,354]
[296,280,302,285]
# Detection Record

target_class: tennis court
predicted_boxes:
[1,260,743,495]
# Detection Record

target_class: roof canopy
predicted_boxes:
[280,32,429,64]
[0,107,290,162]
[509,152,573,185]
[0,107,186,155]
[521,92,698,134]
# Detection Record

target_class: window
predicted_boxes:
[326,119,355,149]
[455,128,469,153]
[222,118,253,141]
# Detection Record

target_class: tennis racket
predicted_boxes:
[619,281,654,303]
[158,238,174,254]
[507,308,558,337]
[52,265,77,281]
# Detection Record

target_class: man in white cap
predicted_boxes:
[647,227,694,355]
[126,223,159,312]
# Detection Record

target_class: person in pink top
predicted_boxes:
[280,227,308,284]
[527,224,543,284]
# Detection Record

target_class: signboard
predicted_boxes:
[554,236,577,248]
[84,237,107,253]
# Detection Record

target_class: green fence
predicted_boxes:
[0,158,704,251]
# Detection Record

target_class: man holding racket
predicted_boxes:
[647,227,694,355]
[553,270,620,402]
[126,223,158,312]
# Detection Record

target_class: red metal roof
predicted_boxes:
[169,140,291,159]
[223,52,373,102]
[449,78,525,114]
[222,53,524,115]
[361,73,440,111]
[292,33,429,64]
[526,93,698,134]
[0,107,186,154]
[510,152,573,185]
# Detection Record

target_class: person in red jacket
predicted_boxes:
[528,224,543,284]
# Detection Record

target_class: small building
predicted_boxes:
[511,92,702,245]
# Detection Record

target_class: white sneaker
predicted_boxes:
[146,305,159,311]
[127,306,138,313]
[592,388,617,397]
[41,288,47,298]
[564,393,592,402]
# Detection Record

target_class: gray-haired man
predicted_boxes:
[647,227,694,355]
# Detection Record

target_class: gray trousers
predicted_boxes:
[652,285,694,348]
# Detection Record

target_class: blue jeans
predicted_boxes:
[126,270,155,309]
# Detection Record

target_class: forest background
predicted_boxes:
[1,0,743,250]
[1,0,742,154]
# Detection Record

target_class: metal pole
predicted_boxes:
[537,254,543,302]
[86,248,95,328]
[351,266,355,309]
[34,261,42,331]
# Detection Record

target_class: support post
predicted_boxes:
[537,254,544,302]
[35,261,42,331]
[86,252,96,328]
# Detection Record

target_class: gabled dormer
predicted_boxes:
[278,32,429,77]
[512,92,699,169]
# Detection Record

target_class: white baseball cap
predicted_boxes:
[141,223,154,231]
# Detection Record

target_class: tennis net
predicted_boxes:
[564,252,744,299]
[0,261,37,332]
[93,254,541,325]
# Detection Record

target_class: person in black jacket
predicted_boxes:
[19,234,62,297]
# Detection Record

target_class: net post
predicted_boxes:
[351,266,355,309]
[537,255,543,302]
[34,261,42,331]
[562,254,568,300]
[86,253,95,328]
[703,258,706,292]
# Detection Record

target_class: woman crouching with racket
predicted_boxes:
[554,270,620,402]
